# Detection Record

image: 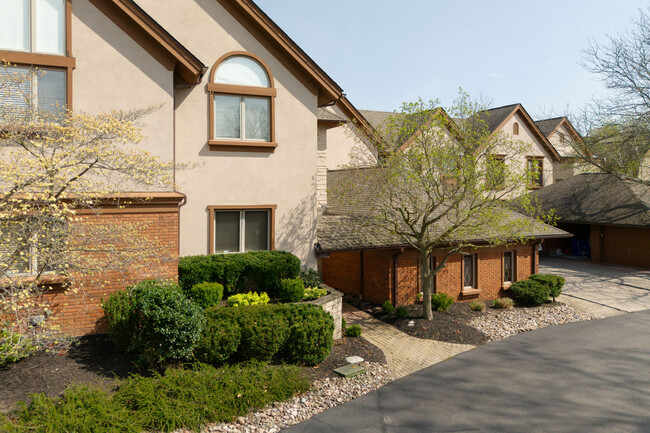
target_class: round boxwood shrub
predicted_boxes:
[431,292,454,311]
[185,282,224,309]
[381,300,395,314]
[279,278,305,303]
[280,304,334,366]
[395,306,408,319]
[102,290,136,351]
[195,307,241,364]
[529,274,565,301]
[104,279,205,366]
[345,325,362,337]
[224,305,288,361]
[510,279,550,306]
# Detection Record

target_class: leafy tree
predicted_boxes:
[0,63,175,354]
[336,92,554,319]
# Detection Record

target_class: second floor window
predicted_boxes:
[527,156,544,188]
[208,53,277,151]
[0,0,66,55]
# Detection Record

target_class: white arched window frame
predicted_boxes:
[208,52,277,152]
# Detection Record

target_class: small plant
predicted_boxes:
[469,301,485,312]
[381,300,395,314]
[431,292,454,311]
[345,324,362,337]
[395,306,408,319]
[279,277,305,303]
[492,297,514,309]
[299,267,322,288]
[511,279,550,306]
[341,317,347,333]
[0,328,36,368]
[302,287,327,301]
[415,292,423,303]
[186,282,224,309]
[227,291,270,307]
[529,274,565,301]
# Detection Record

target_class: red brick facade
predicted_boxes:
[36,199,181,336]
[322,241,540,306]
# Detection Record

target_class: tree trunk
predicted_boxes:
[420,251,433,320]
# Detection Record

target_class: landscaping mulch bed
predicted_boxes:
[0,333,385,414]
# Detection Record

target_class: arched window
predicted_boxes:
[208,52,276,151]
[513,122,519,135]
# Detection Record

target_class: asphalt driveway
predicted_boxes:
[285,310,650,432]
[540,257,650,313]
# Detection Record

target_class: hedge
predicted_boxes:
[529,274,565,300]
[199,304,334,366]
[510,279,550,306]
[185,282,224,309]
[279,278,305,303]
[178,251,300,297]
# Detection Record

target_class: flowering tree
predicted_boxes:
[0,63,175,360]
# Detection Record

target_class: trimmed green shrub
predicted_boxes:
[185,282,224,309]
[115,362,309,432]
[492,297,514,309]
[227,291,270,307]
[529,274,565,301]
[280,304,334,366]
[381,300,395,314]
[103,279,205,366]
[431,292,454,311]
[469,301,485,312]
[395,306,408,319]
[299,268,322,288]
[302,287,327,300]
[178,251,300,297]
[195,309,241,365]
[341,317,347,333]
[279,277,305,303]
[0,328,35,368]
[510,279,550,306]
[17,385,142,433]
[345,325,362,337]
[212,305,287,361]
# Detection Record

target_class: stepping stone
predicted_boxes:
[333,364,366,378]
[345,356,364,364]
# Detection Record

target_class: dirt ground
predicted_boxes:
[0,334,385,414]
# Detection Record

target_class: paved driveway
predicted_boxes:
[540,257,650,314]
[285,310,650,433]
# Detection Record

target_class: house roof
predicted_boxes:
[535,116,584,158]
[527,173,650,228]
[317,108,345,123]
[89,0,207,84]
[535,117,565,138]
[474,104,561,161]
[318,168,570,252]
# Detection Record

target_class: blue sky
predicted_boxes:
[254,0,648,119]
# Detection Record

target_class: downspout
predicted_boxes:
[391,249,404,306]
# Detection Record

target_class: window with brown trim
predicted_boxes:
[486,154,506,189]
[208,205,276,254]
[513,122,519,135]
[0,0,74,113]
[463,254,477,288]
[208,52,277,152]
[503,251,515,285]
[527,156,544,188]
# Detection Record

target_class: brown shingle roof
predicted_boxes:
[317,108,345,123]
[527,173,650,227]
[319,168,570,252]
[535,117,564,138]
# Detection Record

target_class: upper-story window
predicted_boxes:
[0,0,66,55]
[527,156,544,188]
[513,122,519,135]
[0,0,73,114]
[208,52,277,152]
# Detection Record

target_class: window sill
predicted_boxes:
[208,140,277,153]
[461,287,481,297]
[501,282,512,290]
[527,185,543,190]
[0,50,76,69]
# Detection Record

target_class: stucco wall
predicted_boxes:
[134,0,320,266]
[325,105,377,170]
[72,0,175,165]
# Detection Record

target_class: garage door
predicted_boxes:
[602,226,650,268]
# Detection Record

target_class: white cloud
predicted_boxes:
[489,73,502,78]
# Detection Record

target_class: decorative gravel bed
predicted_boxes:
[470,304,598,342]
[199,362,392,433]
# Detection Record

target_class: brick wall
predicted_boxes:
[362,250,392,305]
[39,208,179,336]
[321,251,361,295]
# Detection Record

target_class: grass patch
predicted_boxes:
[5,362,310,433]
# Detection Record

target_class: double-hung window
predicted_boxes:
[0,0,73,117]
[527,156,544,188]
[503,251,515,285]
[463,254,476,289]
[208,53,277,151]
[209,206,275,254]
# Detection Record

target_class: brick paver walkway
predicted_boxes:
[343,302,475,380]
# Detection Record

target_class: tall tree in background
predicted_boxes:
[578,8,650,179]
[336,93,554,319]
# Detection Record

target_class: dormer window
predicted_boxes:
[513,122,519,135]
[208,52,277,152]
